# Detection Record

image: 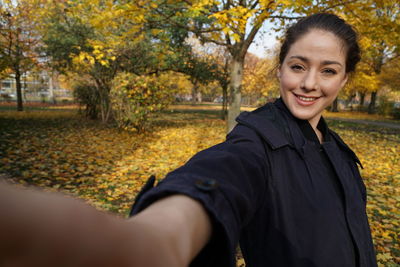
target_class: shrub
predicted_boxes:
[73,82,100,120]
[391,106,400,120]
[377,96,392,117]
[377,96,400,120]
[110,72,175,132]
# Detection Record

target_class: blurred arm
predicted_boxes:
[0,183,211,267]
[125,194,212,267]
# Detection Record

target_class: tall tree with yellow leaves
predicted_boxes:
[0,0,42,111]
[147,0,365,131]
[39,0,151,122]
[243,53,278,105]
[380,56,400,92]
[341,0,400,113]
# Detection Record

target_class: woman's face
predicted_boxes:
[278,29,348,127]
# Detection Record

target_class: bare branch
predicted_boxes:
[250,0,260,10]
[199,34,230,47]
[269,15,303,20]
[320,0,359,13]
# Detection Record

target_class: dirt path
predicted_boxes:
[327,117,400,130]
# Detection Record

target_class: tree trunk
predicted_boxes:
[22,76,28,102]
[49,72,56,104]
[227,58,244,133]
[221,84,228,120]
[330,97,338,112]
[100,93,111,123]
[191,80,198,105]
[196,91,202,102]
[359,92,366,107]
[15,70,23,111]
[95,79,111,123]
[346,94,355,111]
[368,91,377,114]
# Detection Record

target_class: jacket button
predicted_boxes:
[195,178,218,191]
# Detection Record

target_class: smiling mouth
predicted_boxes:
[294,93,320,102]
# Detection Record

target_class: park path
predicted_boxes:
[327,117,400,130]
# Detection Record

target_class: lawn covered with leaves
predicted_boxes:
[0,107,398,266]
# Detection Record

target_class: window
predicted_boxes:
[2,81,11,88]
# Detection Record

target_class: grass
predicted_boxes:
[323,110,400,124]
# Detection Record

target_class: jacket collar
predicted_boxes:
[235,98,297,150]
[235,100,290,150]
[273,98,312,151]
[235,98,363,168]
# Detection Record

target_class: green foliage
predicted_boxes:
[117,41,161,75]
[169,50,222,85]
[42,17,95,72]
[378,96,400,119]
[110,72,176,131]
[73,80,100,120]
[378,96,392,116]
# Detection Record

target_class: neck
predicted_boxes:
[314,128,323,143]
[308,115,323,143]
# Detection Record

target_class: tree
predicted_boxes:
[341,0,400,113]
[342,60,379,109]
[164,38,222,104]
[0,0,42,111]
[146,0,365,131]
[211,47,230,119]
[184,39,231,118]
[243,53,278,106]
[40,0,150,122]
[380,56,400,92]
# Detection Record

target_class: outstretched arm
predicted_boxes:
[126,194,212,266]
[0,183,211,267]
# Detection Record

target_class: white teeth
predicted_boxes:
[297,96,317,102]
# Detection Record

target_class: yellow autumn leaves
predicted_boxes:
[0,108,398,265]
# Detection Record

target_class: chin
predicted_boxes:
[291,110,318,121]
[285,95,328,120]
[287,103,324,122]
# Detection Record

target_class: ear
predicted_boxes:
[340,73,348,88]
[277,69,281,80]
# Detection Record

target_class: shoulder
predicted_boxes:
[232,102,291,150]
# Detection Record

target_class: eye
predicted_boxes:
[290,64,305,72]
[322,68,337,75]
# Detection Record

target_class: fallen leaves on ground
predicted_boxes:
[323,110,398,123]
[0,108,398,266]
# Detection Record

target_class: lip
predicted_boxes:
[293,93,320,106]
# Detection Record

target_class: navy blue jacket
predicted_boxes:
[130,99,377,267]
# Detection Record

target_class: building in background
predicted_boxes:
[0,71,73,102]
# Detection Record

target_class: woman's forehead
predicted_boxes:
[285,29,347,64]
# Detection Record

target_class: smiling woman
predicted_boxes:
[128,13,376,267]
[0,13,377,267]
[278,29,349,141]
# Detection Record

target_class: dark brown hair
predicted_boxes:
[279,13,361,73]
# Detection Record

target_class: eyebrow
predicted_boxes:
[289,55,343,67]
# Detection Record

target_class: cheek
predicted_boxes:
[323,81,344,96]
[279,72,298,92]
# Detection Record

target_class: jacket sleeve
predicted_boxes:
[130,124,269,267]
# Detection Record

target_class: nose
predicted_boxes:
[301,70,319,91]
